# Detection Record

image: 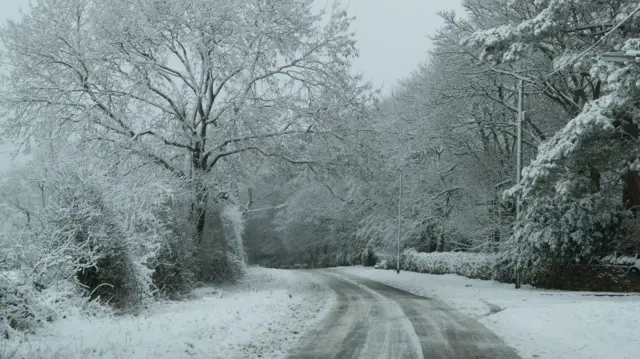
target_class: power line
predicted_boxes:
[546,3,640,79]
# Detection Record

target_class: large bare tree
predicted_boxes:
[0,0,373,241]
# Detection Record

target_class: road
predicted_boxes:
[287,270,520,359]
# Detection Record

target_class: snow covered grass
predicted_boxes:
[401,249,496,280]
[1,270,110,341]
[337,266,640,359]
[1,267,334,359]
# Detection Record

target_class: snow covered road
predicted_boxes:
[287,270,520,359]
[335,266,640,359]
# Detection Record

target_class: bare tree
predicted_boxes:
[0,0,373,243]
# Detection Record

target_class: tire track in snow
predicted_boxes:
[285,272,373,359]
[335,272,521,359]
[286,271,423,359]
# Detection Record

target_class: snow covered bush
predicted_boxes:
[148,216,195,299]
[221,205,248,274]
[39,182,146,310]
[133,189,195,299]
[0,268,102,340]
[498,191,627,284]
[149,239,193,299]
[401,249,497,280]
[0,269,112,340]
[0,144,169,312]
[0,275,49,339]
[193,203,246,284]
[0,225,52,339]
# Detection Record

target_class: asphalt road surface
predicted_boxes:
[287,270,520,359]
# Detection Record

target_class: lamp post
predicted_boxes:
[514,79,524,289]
[397,169,402,274]
[516,79,524,219]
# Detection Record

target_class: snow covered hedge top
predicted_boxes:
[402,250,496,280]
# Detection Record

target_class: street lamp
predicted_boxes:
[397,168,402,274]
[515,79,523,289]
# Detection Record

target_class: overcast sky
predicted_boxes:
[0,0,464,171]
[338,0,464,93]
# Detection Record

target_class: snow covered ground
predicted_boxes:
[335,266,640,359]
[1,267,334,359]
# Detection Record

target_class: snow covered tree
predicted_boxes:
[0,0,373,280]
[273,177,363,266]
[464,0,640,281]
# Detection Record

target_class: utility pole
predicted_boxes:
[515,79,524,289]
[397,169,402,274]
[516,79,523,217]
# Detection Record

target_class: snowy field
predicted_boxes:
[336,266,640,359]
[1,267,335,359]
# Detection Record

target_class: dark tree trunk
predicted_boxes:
[194,189,208,243]
[191,145,208,244]
[622,171,640,214]
[622,120,640,215]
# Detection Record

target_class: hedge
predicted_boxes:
[399,249,496,280]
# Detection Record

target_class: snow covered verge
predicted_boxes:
[336,266,640,359]
[1,267,335,359]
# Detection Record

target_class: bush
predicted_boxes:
[0,272,112,340]
[43,187,149,311]
[400,249,496,280]
[360,248,377,266]
[150,239,194,299]
[76,240,145,311]
[0,275,54,339]
[193,204,246,284]
[147,200,196,299]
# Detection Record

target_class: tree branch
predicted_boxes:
[207,146,315,171]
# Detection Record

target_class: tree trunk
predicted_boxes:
[192,147,208,244]
[436,233,445,252]
[194,188,208,244]
[622,171,640,214]
[622,120,640,215]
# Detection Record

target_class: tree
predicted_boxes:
[0,0,373,247]
[463,0,640,280]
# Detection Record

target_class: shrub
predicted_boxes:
[0,275,55,339]
[147,200,196,299]
[150,239,194,299]
[76,240,144,311]
[44,188,148,311]
[401,249,496,280]
[0,271,113,340]
[193,204,246,284]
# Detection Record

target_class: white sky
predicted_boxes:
[334,0,464,93]
[0,0,464,170]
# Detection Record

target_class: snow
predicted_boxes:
[600,253,639,266]
[402,249,495,279]
[0,270,25,283]
[337,266,640,359]
[1,267,335,359]
[322,272,424,359]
